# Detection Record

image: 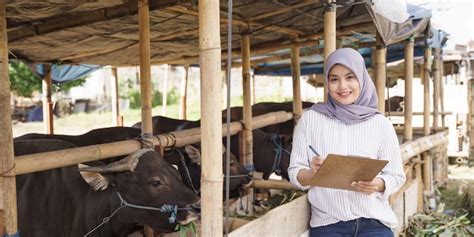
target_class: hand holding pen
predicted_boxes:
[308,145,324,174]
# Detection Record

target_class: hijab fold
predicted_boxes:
[311,48,380,125]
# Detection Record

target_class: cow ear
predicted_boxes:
[184,145,201,164]
[78,164,111,191]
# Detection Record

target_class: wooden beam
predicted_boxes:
[247,0,320,22]
[179,65,189,119]
[423,47,431,136]
[433,48,441,130]
[167,5,303,37]
[0,1,18,235]
[199,0,223,235]
[7,0,186,42]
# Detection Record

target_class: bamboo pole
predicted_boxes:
[422,47,432,192]
[241,34,253,168]
[404,38,414,142]
[42,64,54,134]
[251,74,256,105]
[162,64,168,116]
[440,56,446,128]
[0,1,18,234]
[423,47,432,136]
[179,65,189,120]
[241,34,254,215]
[375,35,387,112]
[111,67,120,126]
[138,1,154,235]
[199,0,223,235]
[291,45,303,121]
[323,1,336,101]
[433,48,441,130]
[138,0,153,144]
[251,180,299,190]
[15,111,293,175]
[385,111,452,117]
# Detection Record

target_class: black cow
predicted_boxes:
[131,116,193,135]
[14,127,142,147]
[14,139,199,236]
[15,127,250,199]
[385,96,404,112]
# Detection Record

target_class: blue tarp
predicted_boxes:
[34,64,102,84]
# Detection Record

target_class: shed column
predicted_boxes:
[433,48,441,130]
[375,35,387,112]
[199,0,223,235]
[179,65,189,120]
[404,38,414,142]
[291,45,303,121]
[323,1,336,101]
[111,67,120,126]
[0,1,18,235]
[42,64,54,134]
[422,46,432,194]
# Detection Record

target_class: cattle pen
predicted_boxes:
[1,1,472,237]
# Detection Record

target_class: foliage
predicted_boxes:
[128,88,180,109]
[406,203,472,236]
[9,61,41,97]
[174,221,198,237]
[9,61,87,97]
[54,77,86,92]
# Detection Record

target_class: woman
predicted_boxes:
[288,48,405,237]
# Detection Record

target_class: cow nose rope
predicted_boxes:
[270,134,291,178]
[84,192,192,237]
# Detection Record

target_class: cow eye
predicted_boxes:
[150,180,162,187]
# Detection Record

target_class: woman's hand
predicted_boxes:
[351,177,385,195]
[297,156,324,186]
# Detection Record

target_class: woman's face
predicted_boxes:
[328,64,360,105]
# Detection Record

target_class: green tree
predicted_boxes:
[9,61,41,97]
[9,61,86,97]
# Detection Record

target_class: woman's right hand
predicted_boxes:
[310,156,323,175]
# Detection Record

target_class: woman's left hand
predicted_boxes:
[351,177,385,195]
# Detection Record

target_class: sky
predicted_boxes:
[407,0,474,49]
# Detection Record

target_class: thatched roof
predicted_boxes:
[6,0,380,66]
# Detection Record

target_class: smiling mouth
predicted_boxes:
[337,91,352,97]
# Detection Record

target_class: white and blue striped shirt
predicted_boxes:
[288,110,406,229]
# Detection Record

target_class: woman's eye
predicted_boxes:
[347,75,355,80]
[329,78,338,82]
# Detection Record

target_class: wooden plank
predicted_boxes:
[229,195,310,237]
[247,0,319,21]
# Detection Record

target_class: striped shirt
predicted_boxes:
[288,110,406,229]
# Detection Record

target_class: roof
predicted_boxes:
[5,0,428,67]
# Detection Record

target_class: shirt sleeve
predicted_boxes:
[376,119,406,200]
[288,112,311,190]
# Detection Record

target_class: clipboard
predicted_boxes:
[309,154,388,191]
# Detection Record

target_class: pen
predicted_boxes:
[309,145,320,157]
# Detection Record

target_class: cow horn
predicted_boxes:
[78,149,152,174]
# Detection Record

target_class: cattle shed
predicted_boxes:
[0,0,456,236]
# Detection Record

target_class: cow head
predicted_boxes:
[79,149,200,231]
[164,144,251,199]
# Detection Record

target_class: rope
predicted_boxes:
[269,134,291,178]
[176,148,200,194]
[1,164,16,177]
[84,192,191,237]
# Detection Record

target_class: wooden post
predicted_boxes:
[375,35,387,112]
[42,64,54,134]
[199,0,223,236]
[440,56,446,128]
[423,48,431,136]
[138,1,154,235]
[469,58,474,162]
[323,1,336,101]
[0,1,18,234]
[404,38,414,142]
[179,65,189,120]
[111,67,120,126]
[433,48,441,130]
[241,34,254,214]
[162,64,168,116]
[291,45,303,121]
[251,74,256,105]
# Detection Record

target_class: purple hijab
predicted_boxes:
[311,48,380,125]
